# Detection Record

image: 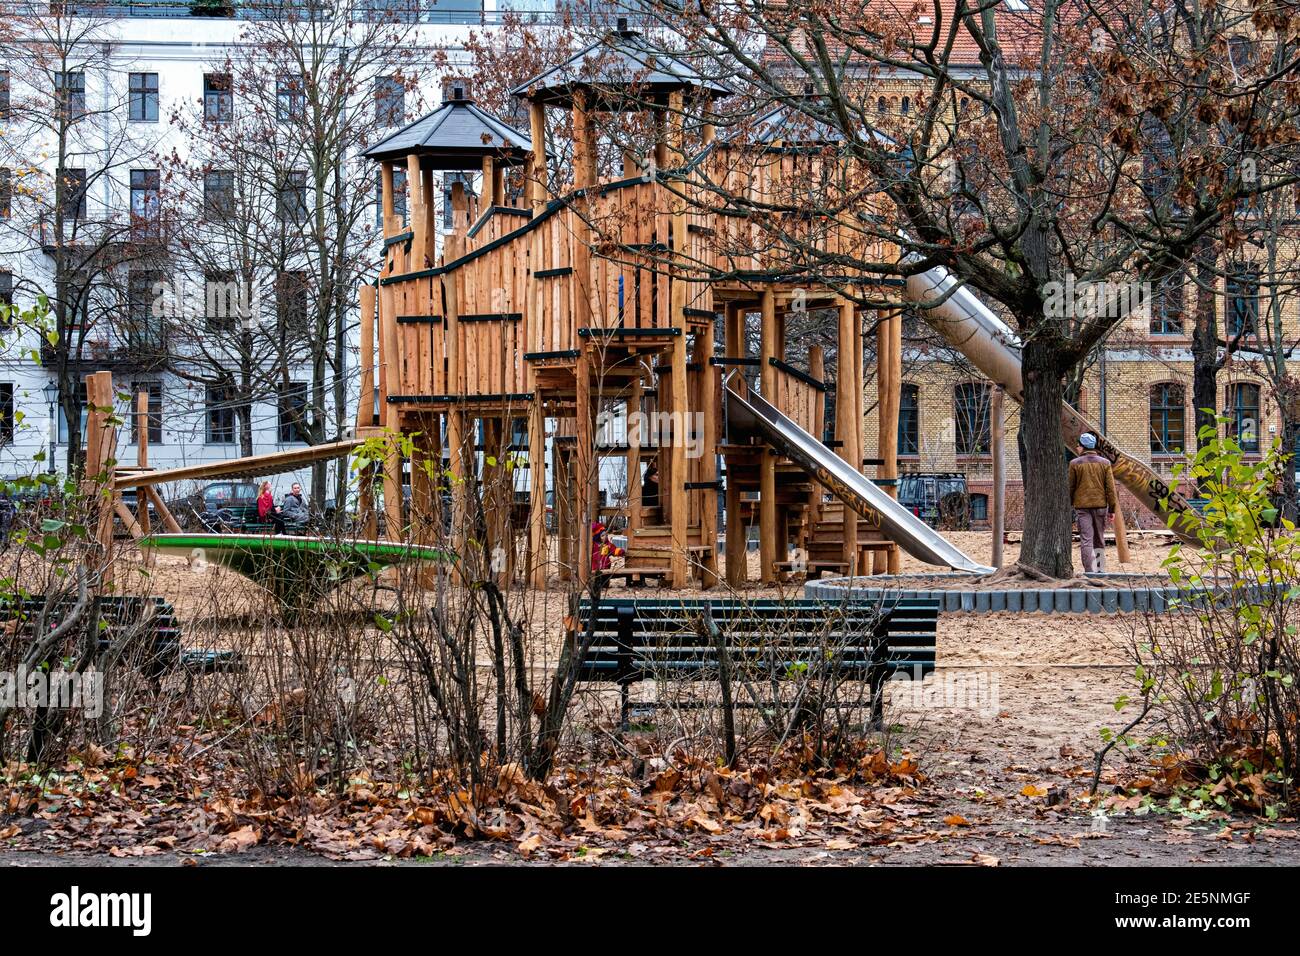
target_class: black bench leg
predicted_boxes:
[870,672,885,730]
[619,683,630,733]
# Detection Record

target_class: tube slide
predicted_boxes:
[902,264,1197,540]
[726,386,995,573]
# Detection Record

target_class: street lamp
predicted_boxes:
[42,381,58,474]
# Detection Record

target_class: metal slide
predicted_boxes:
[725,386,995,573]
[901,263,1197,540]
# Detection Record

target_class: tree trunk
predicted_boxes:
[1017,337,1073,578]
[239,403,253,459]
[1191,236,1220,451]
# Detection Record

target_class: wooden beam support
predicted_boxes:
[759,289,777,584]
[836,298,859,574]
[991,384,1005,569]
[528,397,548,588]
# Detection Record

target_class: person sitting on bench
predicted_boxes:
[280,482,308,530]
[258,480,286,534]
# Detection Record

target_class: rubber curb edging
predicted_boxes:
[804,572,1264,614]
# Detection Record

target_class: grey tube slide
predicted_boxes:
[902,264,1197,541]
[726,386,995,573]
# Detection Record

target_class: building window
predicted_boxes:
[204,169,235,219]
[1228,382,1261,453]
[61,168,87,222]
[898,382,919,456]
[55,71,86,121]
[969,493,988,522]
[205,386,236,444]
[954,382,991,456]
[0,70,9,121]
[1227,265,1259,337]
[276,270,309,335]
[0,383,12,445]
[0,167,9,218]
[126,270,166,350]
[1149,382,1185,455]
[375,168,407,228]
[204,73,232,123]
[374,75,405,127]
[0,270,11,309]
[128,72,159,122]
[130,169,161,234]
[58,381,87,444]
[1149,270,1184,334]
[278,170,308,222]
[278,382,308,443]
[442,171,474,229]
[129,381,163,445]
[276,74,305,122]
[900,96,911,115]
[205,271,240,331]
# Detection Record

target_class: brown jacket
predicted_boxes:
[1069,453,1117,510]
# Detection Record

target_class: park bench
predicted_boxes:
[3,594,241,681]
[571,597,940,727]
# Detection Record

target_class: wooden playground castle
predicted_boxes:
[356,26,906,590]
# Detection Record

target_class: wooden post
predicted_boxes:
[481,155,495,211]
[529,398,548,588]
[625,376,642,534]
[134,390,150,537]
[410,413,434,545]
[529,99,548,212]
[836,298,859,575]
[407,154,425,263]
[887,307,902,572]
[991,385,1005,568]
[420,165,437,266]
[383,413,405,542]
[724,303,749,586]
[808,345,826,529]
[83,371,118,579]
[446,409,467,552]
[381,162,396,237]
[759,290,778,584]
[1113,505,1131,564]
[698,317,719,587]
[554,443,572,581]
[876,311,899,497]
[877,309,901,574]
[575,352,593,584]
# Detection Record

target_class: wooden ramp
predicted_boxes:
[114,438,366,490]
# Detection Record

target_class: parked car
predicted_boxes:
[896,472,970,529]
[166,480,261,531]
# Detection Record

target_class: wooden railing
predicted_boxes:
[768,357,826,439]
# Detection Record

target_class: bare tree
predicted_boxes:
[552,1,1300,575]
[159,0,426,501]
[0,3,170,471]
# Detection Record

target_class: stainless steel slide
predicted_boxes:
[902,263,1197,539]
[726,385,995,573]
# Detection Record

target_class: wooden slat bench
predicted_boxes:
[571,597,940,727]
[3,594,241,681]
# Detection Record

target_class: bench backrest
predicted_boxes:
[573,598,938,684]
